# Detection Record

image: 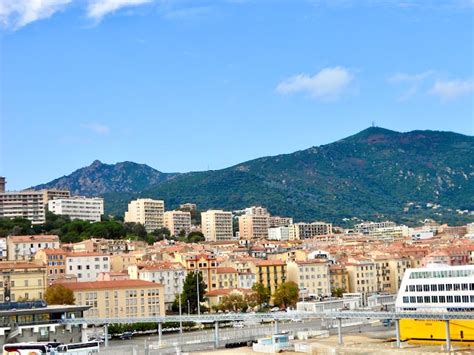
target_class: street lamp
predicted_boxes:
[195,269,201,316]
[176,271,184,335]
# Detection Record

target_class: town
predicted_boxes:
[0,175,473,352]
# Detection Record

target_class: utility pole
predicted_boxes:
[196,269,201,315]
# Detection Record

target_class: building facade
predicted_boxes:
[239,214,269,240]
[288,222,333,240]
[287,260,331,298]
[267,227,289,241]
[201,210,233,241]
[62,280,165,318]
[0,262,47,302]
[164,210,192,236]
[48,196,104,222]
[35,248,67,282]
[66,253,110,282]
[124,198,165,232]
[6,235,60,261]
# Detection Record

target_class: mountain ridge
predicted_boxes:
[32,127,474,226]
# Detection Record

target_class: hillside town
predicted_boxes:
[1,177,473,323]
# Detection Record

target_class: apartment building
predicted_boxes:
[346,258,377,296]
[180,203,197,211]
[244,206,268,216]
[164,210,192,236]
[0,238,6,261]
[110,253,139,273]
[0,185,70,224]
[238,271,256,289]
[6,235,60,261]
[216,267,238,289]
[354,221,397,234]
[66,253,110,282]
[130,261,187,310]
[124,198,165,232]
[48,196,104,222]
[288,222,333,240]
[35,248,67,282]
[287,259,331,297]
[0,262,47,302]
[201,210,233,241]
[239,214,269,240]
[251,260,287,296]
[329,264,349,293]
[267,227,289,241]
[183,253,218,291]
[68,238,145,255]
[268,216,294,228]
[62,280,165,318]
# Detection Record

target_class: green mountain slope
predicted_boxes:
[34,128,474,225]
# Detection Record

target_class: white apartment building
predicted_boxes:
[66,253,110,282]
[48,196,104,222]
[287,260,331,298]
[0,238,7,261]
[129,262,187,310]
[164,210,191,236]
[354,221,396,234]
[269,216,293,228]
[201,210,233,241]
[239,214,269,240]
[0,185,70,225]
[238,271,256,289]
[288,222,333,240]
[244,206,268,216]
[6,235,60,261]
[267,226,290,241]
[124,198,165,232]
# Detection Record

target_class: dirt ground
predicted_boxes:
[191,334,474,355]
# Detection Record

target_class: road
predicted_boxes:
[100,318,394,354]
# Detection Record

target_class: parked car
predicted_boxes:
[119,331,133,340]
[270,307,280,312]
[233,322,244,328]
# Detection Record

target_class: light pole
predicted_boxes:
[177,271,183,335]
[196,269,201,316]
[187,300,190,315]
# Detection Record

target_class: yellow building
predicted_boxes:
[34,248,67,282]
[346,258,377,295]
[251,260,287,296]
[400,319,474,346]
[110,253,139,273]
[329,264,349,293]
[62,280,165,318]
[183,253,218,291]
[287,259,331,297]
[0,262,47,302]
[216,267,238,289]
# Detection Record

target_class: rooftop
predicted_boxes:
[60,279,161,290]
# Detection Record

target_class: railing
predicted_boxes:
[60,309,474,326]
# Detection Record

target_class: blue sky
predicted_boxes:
[1,0,473,190]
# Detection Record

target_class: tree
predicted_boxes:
[331,287,346,298]
[179,272,206,314]
[44,284,75,305]
[273,281,299,309]
[217,292,249,312]
[187,231,205,243]
[251,283,271,308]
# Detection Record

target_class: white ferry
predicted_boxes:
[395,264,474,346]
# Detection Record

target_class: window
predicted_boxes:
[446,284,453,291]
[447,295,453,303]
[454,295,461,303]
[409,285,415,292]
[431,296,438,303]
[423,285,429,292]
[462,295,469,303]
[461,283,468,291]
[417,296,423,303]
[438,284,445,291]
[410,296,416,303]
[453,284,460,291]
[403,296,409,303]
[430,284,437,291]
[24,280,28,287]
[416,285,422,292]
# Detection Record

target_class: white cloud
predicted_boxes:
[430,79,474,102]
[87,0,153,21]
[276,66,354,100]
[83,123,111,135]
[387,70,433,100]
[0,0,71,29]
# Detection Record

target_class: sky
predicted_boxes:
[1,0,473,190]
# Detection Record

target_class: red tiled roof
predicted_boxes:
[216,267,237,274]
[65,252,109,257]
[8,235,59,242]
[0,262,45,270]
[254,260,286,266]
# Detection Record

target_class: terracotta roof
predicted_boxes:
[254,260,286,266]
[42,248,67,255]
[65,252,109,257]
[216,267,237,274]
[8,235,59,242]
[60,280,161,290]
[295,259,328,265]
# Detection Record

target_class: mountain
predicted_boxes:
[34,128,474,226]
[33,160,178,196]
